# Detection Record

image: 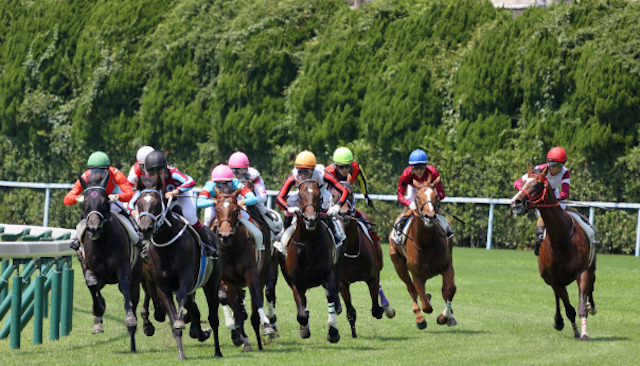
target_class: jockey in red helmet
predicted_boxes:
[513,146,571,255]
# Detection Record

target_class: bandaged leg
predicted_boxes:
[240,211,264,251]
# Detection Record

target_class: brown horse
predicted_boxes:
[511,166,597,341]
[331,182,395,338]
[76,170,141,351]
[136,175,223,359]
[212,187,277,351]
[389,175,457,329]
[277,179,342,342]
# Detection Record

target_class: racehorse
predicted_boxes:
[331,183,395,338]
[511,166,597,341]
[277,179,343,342]
[76,170,141,352]
[212,186,277,351]
[135,175,223,359]
[389,175,457,329]
[239,177,279,329]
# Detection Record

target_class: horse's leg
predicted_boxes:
[218,284,238,341]
[127,267,141,352]
[436,262,457,327]
[156,285,186,360]
[554,284,580,339]
[265,259,279,331]
[390,242,426,329]
[203,280,223,358]
[413,274,433,315]
[368,276,383,320]
[84,269,106,334]
[140,281,155,337]
[228,287,252,351]
[340,282,358,338]
[249,301,264,351]
[186,295,211,342]
[325,270,341,343]
[378,283,396,318]
[588,260,597,316]
[245,269,276,338]
[290,284,310,338]
[116,270,138,329]
[576,270,590,341]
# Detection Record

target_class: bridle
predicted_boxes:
[414,185,438,222]
[298,179,322,225]
[83,186,109,229]
[136,189,187,247]
[213,194,242,248]
[518,174,560,211]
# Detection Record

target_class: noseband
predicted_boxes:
[415,186,438,221]
[136,189,172,230]
[84,186,108,228]
[298,179,321,223]
[214,196,242,241]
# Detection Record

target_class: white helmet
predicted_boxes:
[136,146,155,164]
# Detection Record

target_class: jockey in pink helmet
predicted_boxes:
[228,151,283,236]
[197,164,266,250]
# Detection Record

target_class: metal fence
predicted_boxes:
[2,180,640,256]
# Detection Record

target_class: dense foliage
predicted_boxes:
[2,0,639,253]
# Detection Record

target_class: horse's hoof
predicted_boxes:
[231,329,244,347]
[437,315,447,325]
[92,324,104,334]
[416,320,427,330]
[447,316,458,327]
[581,334,589,341]
[242,343,253,352]
[154,310,166,323]
[300,325,311,339]
[384,306,396,318]
[172,320,185,330]
[199,328,212,342]
[125,311,138,328]
[263,323,277,336]
[587,303,597,315]
[327,326,340,343]
[554,319,564,331]
[143,323,155,337]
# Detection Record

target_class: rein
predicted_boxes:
[520,174,560,209]
[136,190,186,247]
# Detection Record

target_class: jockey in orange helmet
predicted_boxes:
[513,146,571,255]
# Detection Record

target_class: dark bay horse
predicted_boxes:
[212,186,277,351]
[76,170,141,351]
[331,183,395,338]
[277,179,342,342]
[135,175,223,359]
[389,176,457,329]
[511,166,597,341]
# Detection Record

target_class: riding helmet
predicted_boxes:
[408,149,428,165]
[145,151,168,171]
[228,151,250,168]
[87,151,110,168]
[294,150,317,169]
[136,146,155,164]
[333,147,354,165]
[546,147,567,164]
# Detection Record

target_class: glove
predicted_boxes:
[75,195,85,203]
[108,194,120,203]
[409,202,417,211]
[237,199,246,209]
[365,196,374,208]
[327,204,341,216]
[287,206,300,213]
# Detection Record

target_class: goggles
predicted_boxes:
[231,168,248,175]
[215,181,232,189]
[298,169,313,177]
[336,164,351,170]
[411,164,427,171]
[548,161,564,169]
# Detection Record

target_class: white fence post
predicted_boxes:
[486,203,495,250]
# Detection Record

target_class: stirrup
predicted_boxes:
[70,238,81,250]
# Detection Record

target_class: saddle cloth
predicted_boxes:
[566,211,597,267]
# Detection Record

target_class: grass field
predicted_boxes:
[1,246,639,365]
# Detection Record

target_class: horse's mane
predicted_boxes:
[137,174,163,191]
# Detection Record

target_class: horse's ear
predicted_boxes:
[79,174,89,190]
[155,174,164,190]
[432,176,441,186]
[99,170,110,189]
[540,165,548,176]
[214,186,220,196]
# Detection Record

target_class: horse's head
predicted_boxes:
[413,175,440,228]
[80,169,112,240]
[135,175,166,242]
[331,181,353,224]
[213,187,243,247]
[297,179,322,230]
[511,166,552,215]
[240,176,260,193]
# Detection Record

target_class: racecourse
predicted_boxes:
[1,246,638,365]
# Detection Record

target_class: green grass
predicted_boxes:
[2,247,639,365]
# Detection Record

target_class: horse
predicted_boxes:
[330,182,395,338]
[76,170,141,352]
[389,175,457,329]
[135,175,223,359]
[212,186,277,351]
[511,166,597,341]
[277,179,343,342]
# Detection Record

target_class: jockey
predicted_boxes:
[64,151,140,250]
[396,148,454,239]
[228,151,283,235]
[513,146,571,256]
[129,151,216,257]
[196,164,265,251]
[274,150,349,245]
[127,145,155,189]
[325,146,380,244]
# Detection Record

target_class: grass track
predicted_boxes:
[1,246,639,365]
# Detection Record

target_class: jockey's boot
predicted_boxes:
[196,225,218,259]
[446,227,454,239]
[70,238,81,251]
[534,225,545,256]
[361,218,380,244]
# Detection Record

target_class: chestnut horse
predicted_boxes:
[136,175,223,359]
[511,166,597,341]
[389,175,457,329]
[331,182,395,338]
[76,170,141,351]
[212,187,277,351]
[277,179,342,342]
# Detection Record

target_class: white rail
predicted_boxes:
[2,180,640,256]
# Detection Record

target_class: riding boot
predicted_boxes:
[70,238,81,250]
[534,225,545,256]
[446,227,454,239]
[196,226,218,259]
